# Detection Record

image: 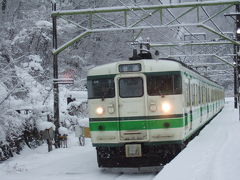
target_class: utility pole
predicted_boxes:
[225,5,240,113]
[52,1,60,148]
[234,44,238,109]
[236,4,240,120]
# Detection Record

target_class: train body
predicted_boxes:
[87,59,224,167]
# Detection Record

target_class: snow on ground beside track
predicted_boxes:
[0,98,239,180]
[0,134,155,180]
[154,97,240,180]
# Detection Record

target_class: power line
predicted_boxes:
[117,0,186,54]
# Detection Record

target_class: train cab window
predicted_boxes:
[147,73,182,96]
[119,77,143,98]
[87,78,115,99]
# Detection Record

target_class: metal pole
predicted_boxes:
[236,4,240,119]
[234,45,238,108]
[52,2,60,147]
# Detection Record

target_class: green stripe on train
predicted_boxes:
[90,118,184,131]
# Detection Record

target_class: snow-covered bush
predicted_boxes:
[59,127,68,136]
[28,55,44,74]
[37,121,56,132]
[67,100,88,118]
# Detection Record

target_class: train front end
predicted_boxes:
[87,60,185,167]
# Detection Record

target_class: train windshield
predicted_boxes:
[119,77,143,98]
[147,73,182,96]
[87,78,115,99]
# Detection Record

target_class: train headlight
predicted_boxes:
[96,107,104,115]
[162,102,171,113]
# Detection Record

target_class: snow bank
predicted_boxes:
[154,98,240,180]
[37,121,55,131]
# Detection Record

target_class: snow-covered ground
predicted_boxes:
[154,97,240,180]
[0,98,239,180]
[0,136,155,180]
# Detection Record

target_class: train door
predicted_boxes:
[184,79,192,132]
[207,88,209,118]
[188,79,193,130]
[184,81,188,132]
[115,74,148,142]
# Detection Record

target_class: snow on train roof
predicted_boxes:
[87,59,181,76]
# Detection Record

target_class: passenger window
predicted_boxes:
[187,83,191,106]
[147,73,182,96]
[199,86,201,104]
[191,84,195,106]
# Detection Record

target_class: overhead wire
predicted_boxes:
[119,1,234,79]
[157,0,234,66]
[128,0,216,58]
[128,0,204,58]
[117,0,186,54]
[189,5,235,57]
[157,0,201,42]
[129,0,191,57]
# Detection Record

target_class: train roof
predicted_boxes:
[88,59,181,76]
[87,59,223,89]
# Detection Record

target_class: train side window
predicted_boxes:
[203,87,206,104]
[191,84,193,106]
[208,88,210,103]
[206,88,208,103]
[187,83,191,106]
[211,89,213,102]
[195,85,198,106]
[205,87,207,103]
[192,84,195,106]
[147,73,182,96]
[210,89,212,102]
[185,83,188,106]
[213,90,215,101]
[199,86,201,104]
[195,85,197,105]
[196,85,198,106]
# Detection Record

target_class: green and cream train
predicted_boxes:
[87,58,224,167]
